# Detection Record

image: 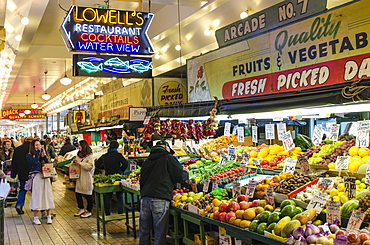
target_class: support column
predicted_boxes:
[45,116,49,134]
[57,113,61,131]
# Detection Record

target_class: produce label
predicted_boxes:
[317,178,334,191]
[203,179,210,193]
[344,176,356,200]
[277,123,286,141]
[232,126,238,135]
[356,129,369,148]
[224,122,231,136]
[252,159,261,169]
[297,156,310,174]
[246,180,257,198]
[190,179,198,193]
[282,158,297,174]
[328,124,340,141]
[282,131,295,152]
[327,201,341,225]
[252,126,258,143]
[312,125,323,146]
[335,156,350,170]
[306,191,329,214]
[265,124,275,140]
[212,182,218,191]
[357,120,370,131]
[228,147,236,161]
[273,117,283,122]
[237,127,245,143]
[143,116,151,125]
[238,118,246,124]
[366,167,370,184]
[232,181,241,198]
[347,209,365,231]
[240,152,248,166]
[130,162,137,171]
[265,188,275,206]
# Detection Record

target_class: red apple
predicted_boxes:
[250,200,259,208]
[219,212,227,222]
[239,201,250,210]
[335,229,349,237]
[360,233,370,242]
[347,232,361,244]
[219,202,229,212]
[213,210,220,220]
[237,195,249,203]
[228,201,240,212]
[225,211,236,222]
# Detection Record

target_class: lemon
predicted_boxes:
[338,191,345,197]
[337,183,345,192]
[359,183,367,189]
[340,195,349,204]
[333,196,340,202]
[330,189,339,197]
[356,180,362,185]
[328,163,335,169]
[348,146,359,156]
[250,151,258,158]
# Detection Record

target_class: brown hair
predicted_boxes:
[78,140,92,158]
[29,139,40,157]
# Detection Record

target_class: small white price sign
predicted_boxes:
[212,182,218,191]
[326,201,341,225]
[282,131,295,151]
[347,209,365,231]
[306,191,329,214]
[344,177,356,200]
[265,188,275,206]
[335,156,350,170]
[232,182,241,199]
[203,179,210,193]
[356,129,369,148]
[176,183,181,189]
[246,180,257,198]
[357,120,370,131]
[298,156,310,174]
[265,124,275,140]
[277,123,286,141]
[282,158,297,174]
[219,157,226,165]
[273,117,284,121]
[252,126,258,143]
[238,118,246,124]
[252,159,261,169]
[237,127,245,143]
[366,167,370,184]
[312,125,323,146]
[224,122,231,136]
[240,153,248,166]
[328,124,340,141]
[130,162,137,171]
[228,147,236,161]
[190,179,198,193]
[232,126,238,135]
[317,178,335,191]
[143,116,151,125]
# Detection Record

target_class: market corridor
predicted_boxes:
[4,171,139,245]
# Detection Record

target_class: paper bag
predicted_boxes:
[42,163,56,178]
[69,163,81,179]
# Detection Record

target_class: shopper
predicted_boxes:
[73,140,94,218]
[45,138,57,161]
[11,136,33,215]
[59,137,76,156]
[26,139,55,225]
[95,140,128,215]
[106,129,117,145]
[139,140,187,245]
[0,139,14,161]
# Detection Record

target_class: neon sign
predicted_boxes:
[60,6,155,55]
[0,109,45,120]
[73,54,152,78]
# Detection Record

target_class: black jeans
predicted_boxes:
[75,192,93,212]
[104,191,124,215]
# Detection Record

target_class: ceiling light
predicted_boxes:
[60,59,72,85]
[240,10,250,19]
[175,44,181,51]
[24,109,31,115]
[18,13,30,25]
[154,53,161,59]
[204,27,214,36]
[161,46,168,52]
[19,112,25,117]
[42,71,51,100]
[15,34,22,41]
[31,85,38,109]
[31,103,38,109]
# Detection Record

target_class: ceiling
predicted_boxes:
[0,0,354,127]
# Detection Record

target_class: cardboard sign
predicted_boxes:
[130,162,137,171]
[356,129,369,148]
[335,156,350,170]
[266,188,275,206]
[317,178,335,191]
[237,127,245,142]
[282,131,295,151]
[240,153,248,166]
[312,125,323,146]
[252,126,258,143]
[366,167,370,185]
[224,122,231,136]
[203,179,210,193]
[232,182,241,199]
[277,123,286,141]
[306,191,329,214]
[344,177,356,200]
[246,180,257,198]
[328,124,340,141]
[347,209,365,231]
[327,201,341,225]
[282,158,297,174]
[265,124,275,140]
[298,156,310,174]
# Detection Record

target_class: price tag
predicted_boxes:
[282,158,297,174]
[130,162,137,171]
[203,179,210,193]
[298,156,310,174]
[252,126,258,143]
[357,120,370,131]
[228,147,236,161]
[232,182,241,199]
[237,127,245,143]
[246,180,257,198]
[265,124,275,140]
[265,188,275,206]
[356,129,369,148]
[344,177,356,200]
[328,124,340,141]
[238,118,246,124]
[335,156,350,170]
[224,122,231,136]
[176,183,181,189]
[347,209,365,231]
[219,157,226,165]
[252,159,261,169]
[232,126,238,135]
[306,191,329,214]
[240,152,248,166]
[143,116,151,125]
[273,117,284,121]
[326,201,341,225]
[190,179,198,193]
[212,182,218,191]
[277,123,286,141]
[282,131,295,151]
[365,167,370,184]
[334,235,350,245]
[312,125,323,146]
[317,178,335,191]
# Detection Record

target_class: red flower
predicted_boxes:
[197,66,204,79]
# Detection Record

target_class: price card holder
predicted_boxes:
[190,179,198,193]
[306,191,329,214]
[232,182,241,199]
[347,209,365,231]
[246,180,257,198]
[203,179,210,193]
[265,188,275,206]
[312,125,323,146]
[224,122,231,136]
[328,124,340,141]
[282,158,297,174]
[228,147,236,161]
[237,127,245,143]
[265,124,275,140]
[366,167,370,184]
[252,126,258,143]
[282,131,295,151]
[212,182,218,191]
[344,177,356,200]
[298,156,310,174]
[277,123,286,141]
[176,183,181,189]
[335,156,350,170]
[130,161,137,171]
[317,178,335,192]
[327,201,341,225]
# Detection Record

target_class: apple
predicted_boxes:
[219,212,227,222]
[219,202,229,212]
[213,210,220,220]
[226,211,236,222]
[335,229,348,237]
[237,195,249,203]
[239,201,250,210]
[360,233,370,242]
[347,232,361,244]
[228,202,240,212]
[250,200,259,208]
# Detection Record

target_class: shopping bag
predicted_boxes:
[24,174,35,191]
[42,163,55,178]
[52,168,58,182]
[0,178,10,198]
[69,163,81,179]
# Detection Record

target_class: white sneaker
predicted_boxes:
[47,215,52,224]
[33,217,41,225]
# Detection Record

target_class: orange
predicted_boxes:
[212,199,222,207]
[212,207,219,212]
[272,175,281,183]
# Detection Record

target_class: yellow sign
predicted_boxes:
[158,81,187,105]
[73,110,86,123]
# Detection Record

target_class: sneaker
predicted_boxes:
[47,215,52,224]
[33,217,41,225]
[80,212,92,218]
[16,207,24,215]
[74,209,85,217]
[42,213,56,219]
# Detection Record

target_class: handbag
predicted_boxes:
[24,174,35,191]
[0,178,10,198]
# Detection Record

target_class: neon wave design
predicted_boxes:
[76,57,153,74]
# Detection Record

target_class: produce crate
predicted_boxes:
[274,178,319,202]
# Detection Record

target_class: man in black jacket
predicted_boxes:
[11,136,33,214]
[139,140,187,245]
[58,137,76,156]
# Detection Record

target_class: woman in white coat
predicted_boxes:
[73,140,94,218]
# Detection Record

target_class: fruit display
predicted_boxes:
[208,167,250,183]
[93,173,126,185]
[254,173,291,197]
[188,160,240,183]
[125,168,140,184]
[199,135,238,153]
[273,173,317,194]
[307,141,343,165]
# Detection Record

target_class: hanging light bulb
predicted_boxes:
[60,59,72,85]
[41,71,51,100]
[24,95,31,114]
[19,112,25,117]
[240,10,250,19]
[31,85,38,109]
[175,44,181,51]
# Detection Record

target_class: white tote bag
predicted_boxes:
[0,178,10,199]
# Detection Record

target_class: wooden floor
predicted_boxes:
[4,172,140,245]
